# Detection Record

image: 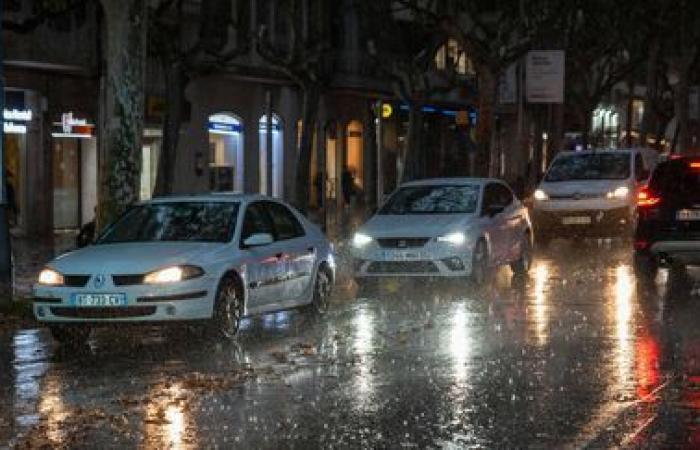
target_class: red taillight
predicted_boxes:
[690,161,700,170]
[634,240,650,250]
[638,188,661,207]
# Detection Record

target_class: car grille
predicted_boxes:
[112,274,145,286]
[63,275,91,287]
[50,306,157,319]
[549,192,604,200]
[376,238,430,248]
[367,261,438,274]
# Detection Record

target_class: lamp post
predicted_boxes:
[0,12,13,304]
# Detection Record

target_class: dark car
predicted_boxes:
[634,156,700,287]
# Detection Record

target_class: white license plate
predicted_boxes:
[383,250,423,261]
[677,209,700,221]
[562,216,591,225]
[71,293,127,307]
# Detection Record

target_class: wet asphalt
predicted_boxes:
[2,240,700,449]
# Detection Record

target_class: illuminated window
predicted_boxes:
[435,39,475,76]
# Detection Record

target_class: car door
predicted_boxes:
[239,201,285,311]
[263,201,315,305]
[495,183,523,262]
[481,183,507,263]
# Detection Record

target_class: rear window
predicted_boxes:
[649,161,700,196]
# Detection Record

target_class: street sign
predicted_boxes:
[526,50,565,103]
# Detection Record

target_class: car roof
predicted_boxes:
[147,192,271,204]
[556,148,632,157]
[400,177,499,187]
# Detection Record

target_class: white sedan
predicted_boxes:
[33,194,335,343]
[351,178,532,286]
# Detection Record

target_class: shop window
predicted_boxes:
[208,113,244,192]
[259,114,284,197]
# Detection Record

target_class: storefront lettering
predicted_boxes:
[3,108,32,122]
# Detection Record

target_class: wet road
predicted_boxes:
[2,241,700,448]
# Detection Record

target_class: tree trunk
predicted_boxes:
[674,68,690,154]
[640,39,659,146]
[295,86,320,214]
[97,0,147,228]
[401,105,423,183]
[154,61,186,196]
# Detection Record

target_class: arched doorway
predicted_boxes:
[208,112,244,192]
[345,120,363,202]
[259,113,283,197]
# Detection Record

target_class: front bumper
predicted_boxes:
[32,279,215,324]
[353,245,474,278]
[532,205,633,236]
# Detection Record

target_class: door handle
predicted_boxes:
[307,247,315,254]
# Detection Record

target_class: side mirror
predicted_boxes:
[243,233,274,248]
[487,204,505,217]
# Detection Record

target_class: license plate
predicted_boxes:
[71,293,127,307]
[383,250,422,261]
[677,209,700,221]
[562,216,591,225]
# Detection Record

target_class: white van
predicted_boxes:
[532,148,658,244]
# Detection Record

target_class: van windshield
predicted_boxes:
[545,153,631,182]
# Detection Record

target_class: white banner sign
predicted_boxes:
[526,50,565,103]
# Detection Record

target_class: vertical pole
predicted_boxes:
[375,101,383,207]
[0,3,13,303]
[265,90,273,196]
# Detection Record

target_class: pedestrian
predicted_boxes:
[76,207,97,248]
[5,173,18,227]
[341,166,354,206]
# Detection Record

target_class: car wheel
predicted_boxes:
[470,239,490,287]
[307,267,332,315]
[49,325,91,345]
[211,275,243,339]
[633,251,657,289]
[511,235,532,276]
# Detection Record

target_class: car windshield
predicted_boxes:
[545,153,631,181]
[96,202,239,244]
[379,184,480,215]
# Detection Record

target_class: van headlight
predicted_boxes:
[437,232,466,246]
[606,186,629,199]
[352,233,373,248]
[38,268,64,286]
[534,189,549,201]
[143,265,204,284]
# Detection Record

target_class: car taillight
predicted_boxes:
[690,161,700,170]
[638,188,661,207]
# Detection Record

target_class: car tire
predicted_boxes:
[511,235,532,276]
[633,251,657,289]
[470,239,490,287]
[211,274,244,339]
[306,266,332,315]
[49,325,91,345]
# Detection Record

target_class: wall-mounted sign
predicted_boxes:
[381,103,393,119]
[209,114,243,135]
[3,108,33,135]
[51,112,95,138]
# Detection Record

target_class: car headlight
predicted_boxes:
[437,232,466,246]
[534,189,549,201]
[143,265,204,284]
[606,186,629,199]
[38,268,64,286]
[352,233,373,248]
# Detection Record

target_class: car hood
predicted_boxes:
[48,242,225,275]
[359,214,475,238]
[538,179,629,196]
